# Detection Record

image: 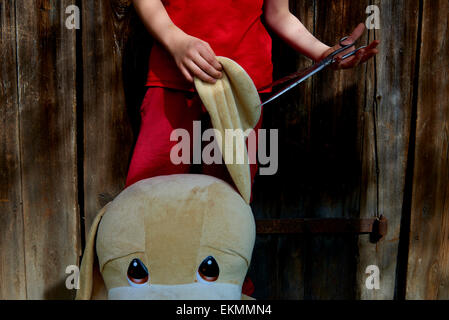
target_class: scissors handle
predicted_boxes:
[319,36,359,66]
[330,36,355,57]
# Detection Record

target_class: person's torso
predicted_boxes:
[147,0,273,92]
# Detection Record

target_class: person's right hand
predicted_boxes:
[167,32,223,84]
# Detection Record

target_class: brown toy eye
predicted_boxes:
[197,256,219,283]
[127,258,149,287]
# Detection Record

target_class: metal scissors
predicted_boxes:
[260,36,367,106]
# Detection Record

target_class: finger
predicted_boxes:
[359,41,380,62]
[186,60,217,84]
[194,53,222,79]
[340,23,366,48]
[366,40,380,50]
[336,55,355,69]
[179,63,193,83]
[360,49,379,63]
[337,45,356,59]
[201,42,223,71]
[337,49,363,69]
[338,40,379,66]
[331,55,344,70]
[340,49,364,69]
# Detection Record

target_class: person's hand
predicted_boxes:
[167,32,223,84]
[319,23,380,69]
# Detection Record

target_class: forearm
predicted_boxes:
[264,2,330,62]
[132,0,184,53]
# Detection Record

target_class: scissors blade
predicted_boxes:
[259,34,366,107]
[260,62,326,107]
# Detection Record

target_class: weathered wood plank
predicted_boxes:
[81,0,134,235]
[249,0,315,299]
[304,0,370,299]
[15,0,79,299]
[406,0,449,300]
[356,0,420,300]
[0,0,27,299]
[274,0,315,300]
[122,8,153,139]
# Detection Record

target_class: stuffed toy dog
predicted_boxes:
[76,57,261,300]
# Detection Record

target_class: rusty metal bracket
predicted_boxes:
[256,215,388,243]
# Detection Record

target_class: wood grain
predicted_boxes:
[14,0,80,299]
[249,0,315,299]
[81,0,134,235]
[406,0,449,300]
[274,0,315,300]
[357,0,420,300]
[0,0,27,299]
[304,0,370,299]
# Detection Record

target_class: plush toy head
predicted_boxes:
[76,175,256,300]
[76,57,260,300]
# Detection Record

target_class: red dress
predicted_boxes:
[146,0,273,91]
[126,0,272,198]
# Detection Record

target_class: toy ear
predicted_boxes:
[75,204,109,300]
[194,56,261,204]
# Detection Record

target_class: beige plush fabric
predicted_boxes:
[108,283,242,300]
[75,204,109,300]
[76,174,256,300]
[194,57,261,204]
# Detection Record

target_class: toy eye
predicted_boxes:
[127,258,149,287]
[197,256,219,284]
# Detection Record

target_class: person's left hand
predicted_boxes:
[319,23,380,69]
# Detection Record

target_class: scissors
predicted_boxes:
[260,36,367,106]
